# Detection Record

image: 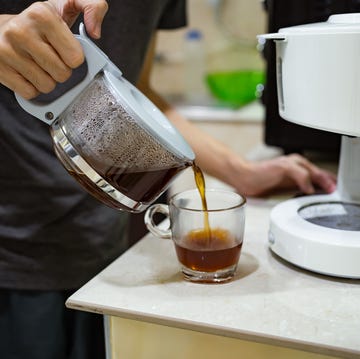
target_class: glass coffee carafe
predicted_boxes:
[15,24,195,213]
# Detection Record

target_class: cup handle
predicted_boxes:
[144,204,172,239]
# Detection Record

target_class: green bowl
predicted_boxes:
[205,69,265,108]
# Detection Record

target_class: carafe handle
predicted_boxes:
[14,23,121,125]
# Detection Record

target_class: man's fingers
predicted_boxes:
[0,66,39,99]
[45,26,84,69]
[288,163,315,194]
[23,2,85,69]
[77,0,109,38]
[286,154,336,194]
[30,41,73,83]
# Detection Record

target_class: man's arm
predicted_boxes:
[137,35,337,197]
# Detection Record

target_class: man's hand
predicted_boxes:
[0,0,108,99]
[235,153,337,197]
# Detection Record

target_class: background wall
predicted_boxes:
[151,0,267,101]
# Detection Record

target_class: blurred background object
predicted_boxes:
[152,0,267,120]
[183,28,208,105]
[205,0,265,108]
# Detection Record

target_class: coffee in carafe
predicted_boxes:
[52,75,193,211]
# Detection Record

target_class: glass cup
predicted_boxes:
[144,188,246,283]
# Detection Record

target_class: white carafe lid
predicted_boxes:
[104,70,195,161]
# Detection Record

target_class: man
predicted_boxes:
[0,1,336,358]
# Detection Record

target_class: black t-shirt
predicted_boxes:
[0,0,186,290]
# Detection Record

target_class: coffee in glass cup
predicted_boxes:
[145,188,246,283]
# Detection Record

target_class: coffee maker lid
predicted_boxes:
[279,13,360,35]
[104,70,195,161]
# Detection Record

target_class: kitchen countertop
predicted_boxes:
[66,194,360,359]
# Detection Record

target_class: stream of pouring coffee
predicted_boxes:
[192,163,211,240]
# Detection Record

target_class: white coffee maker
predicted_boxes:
[259,13,360,278]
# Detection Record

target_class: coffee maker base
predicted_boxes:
[268,193,360,279]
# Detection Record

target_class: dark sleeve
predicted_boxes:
[157,0,187,29]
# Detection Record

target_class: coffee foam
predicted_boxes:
[63,76,182,171]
